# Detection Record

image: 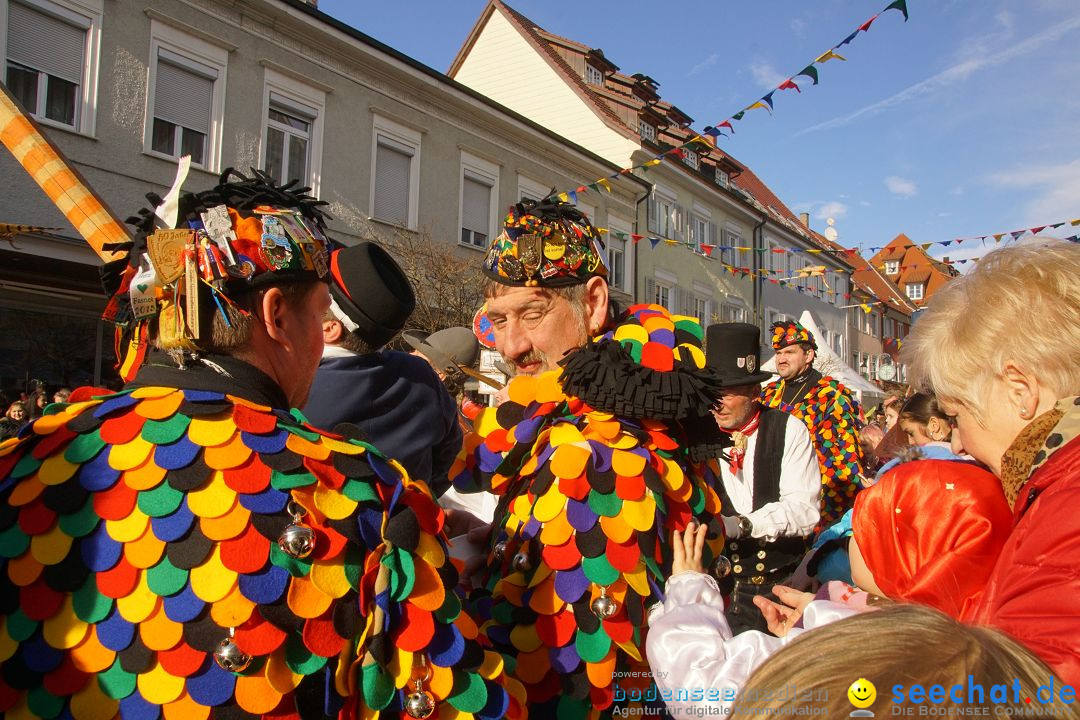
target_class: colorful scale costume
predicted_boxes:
[762,323,863,529]
[452,305,726,718]
[0,382,522,720]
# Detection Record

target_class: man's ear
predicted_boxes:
[257,287,292,348]
[323,319,343,345]
[583,276,610,334]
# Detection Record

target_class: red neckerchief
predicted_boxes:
[719,409,762,475]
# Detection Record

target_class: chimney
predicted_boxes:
[799,212,810,228]
[943,256,950,264]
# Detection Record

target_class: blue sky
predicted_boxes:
[318,0,1080,262]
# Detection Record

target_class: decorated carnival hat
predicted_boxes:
[559,304,722,421]
[852,459,1013,617]
[705,323,774,387]
[101,168,334,377]
[770,319,818,350]
[481,196,608,287]
[328,241,415,349]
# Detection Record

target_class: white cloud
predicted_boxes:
[815,200,849,221]
[859,199,872,207]
[986,158,1080,225]
[689,53,719,76]
[748,60,784,90]
[797,14,1080,135]
[790,17,807,40]
[995,10,1014,34]
[885,176,918,197]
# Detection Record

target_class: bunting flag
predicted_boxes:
[540,0,909,206]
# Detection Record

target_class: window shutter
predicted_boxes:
[7,1,86,84]
[373,139,412,224]
[155,58,213,133]
[462,174,490,236]
[645,277,655,306]
[647,196,658,234]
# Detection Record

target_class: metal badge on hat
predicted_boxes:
[518,233,543,285]
[543,233,566,260]
[746,355,757,374]
[259,215,293,270]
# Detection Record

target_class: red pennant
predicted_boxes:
[778,79,801,93]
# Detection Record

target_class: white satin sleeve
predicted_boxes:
[646,572,860,715]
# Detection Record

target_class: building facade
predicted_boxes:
[870,233,959,308]
[0,0,647,391]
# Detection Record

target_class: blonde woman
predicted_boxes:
[903,239,1080,687]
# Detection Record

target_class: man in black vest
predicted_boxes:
[705,323,821,633]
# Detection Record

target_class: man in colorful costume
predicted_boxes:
[0,169,521,720]
[454,198,726,718]
[760,320,863,530]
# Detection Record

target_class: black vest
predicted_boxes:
[715,407,809,581]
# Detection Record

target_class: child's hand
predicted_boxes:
[753,585,815,637]
[671,520,708,576]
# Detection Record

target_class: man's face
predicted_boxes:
[281,283,331,408]
[774,344,814,381]
[486,286,590,376]
[710,384,761,430]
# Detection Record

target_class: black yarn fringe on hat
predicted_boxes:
[559,337,728,460]
[558,336,724,421]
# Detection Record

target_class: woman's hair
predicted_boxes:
[898,392,950,426]
[734,604,1079,717]
[903,240,1080,424]
[5,401,26,417]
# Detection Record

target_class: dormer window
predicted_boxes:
[885,260,899,275]
[585,64,603,85]
[905,282,925,301]
[683,149,699,169]
[639,119,656,142]
[715,169,729,188]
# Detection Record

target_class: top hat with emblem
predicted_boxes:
[327,241,416,349]
[705,322,774,388]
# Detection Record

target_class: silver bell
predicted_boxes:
[712,555,733,579]
[591,588,618,619]
[492,541,507,562]
[405,682,436,719]
[214,637,252,673]
[278,502,316,559]
[512,551,532,573]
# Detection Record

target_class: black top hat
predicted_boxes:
[328,242,415,349]
[705,322,774,388]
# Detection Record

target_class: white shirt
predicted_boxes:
[717,413,820,541]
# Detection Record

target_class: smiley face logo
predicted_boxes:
[848,678,877,709]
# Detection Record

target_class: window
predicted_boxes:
[832,330,843,356]
[683,149,699,170]
[715,168,729,188]
[147,21,226,169]
[648,273,676,311]
[885,260,900,275]
[766,308,787,328]
[693,295,709,327]
[721,303,746,323]
[585,64,603,85]
[261,70,325,193]
[654,281,671,308]
[721,229,743,266]
[647,188,676,237]
[4,0,100,133]
[606,215,633,294]
[371,114,421,228]
[460,152,498,249]
[517,175,548,204]
[689,212,709,253]
[905,283,924,301]
[639,119,656,142]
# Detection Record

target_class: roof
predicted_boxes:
[269,0,648,190]
[847,251,916,315]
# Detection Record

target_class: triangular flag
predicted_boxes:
[597,178,612,192]
[589,183,600,192]
[778,79,801,93]
[703,126,721,137]
[885,0,910,21]
[1050,222,1064,229]
[796,65,819,85]
[761,92,775,109]
[861,304,872,313]
[815,50,847,63]
[701,244,715,257]
[838,30,860,47]
[993,233,1005,241]
[718,120,734,133]
[649,238,661,249]
[1030,226,1046,234]
[732,111,746,121]
[576,185,588,194]
[858,16,877,33]
[921,243,932,250]
[746,101,771,113]
[1010,231,1024,241]
[631,234,643,243]
[1070,218,1080,225]
[664,239,678,246]
[567,190,578,204]
[644,158,662,167]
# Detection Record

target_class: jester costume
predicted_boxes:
[0,170,521,720]
[761,322,863,530]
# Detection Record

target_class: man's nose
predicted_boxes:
[498,320,532,360]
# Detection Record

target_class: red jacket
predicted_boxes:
[963,433,1080,686]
